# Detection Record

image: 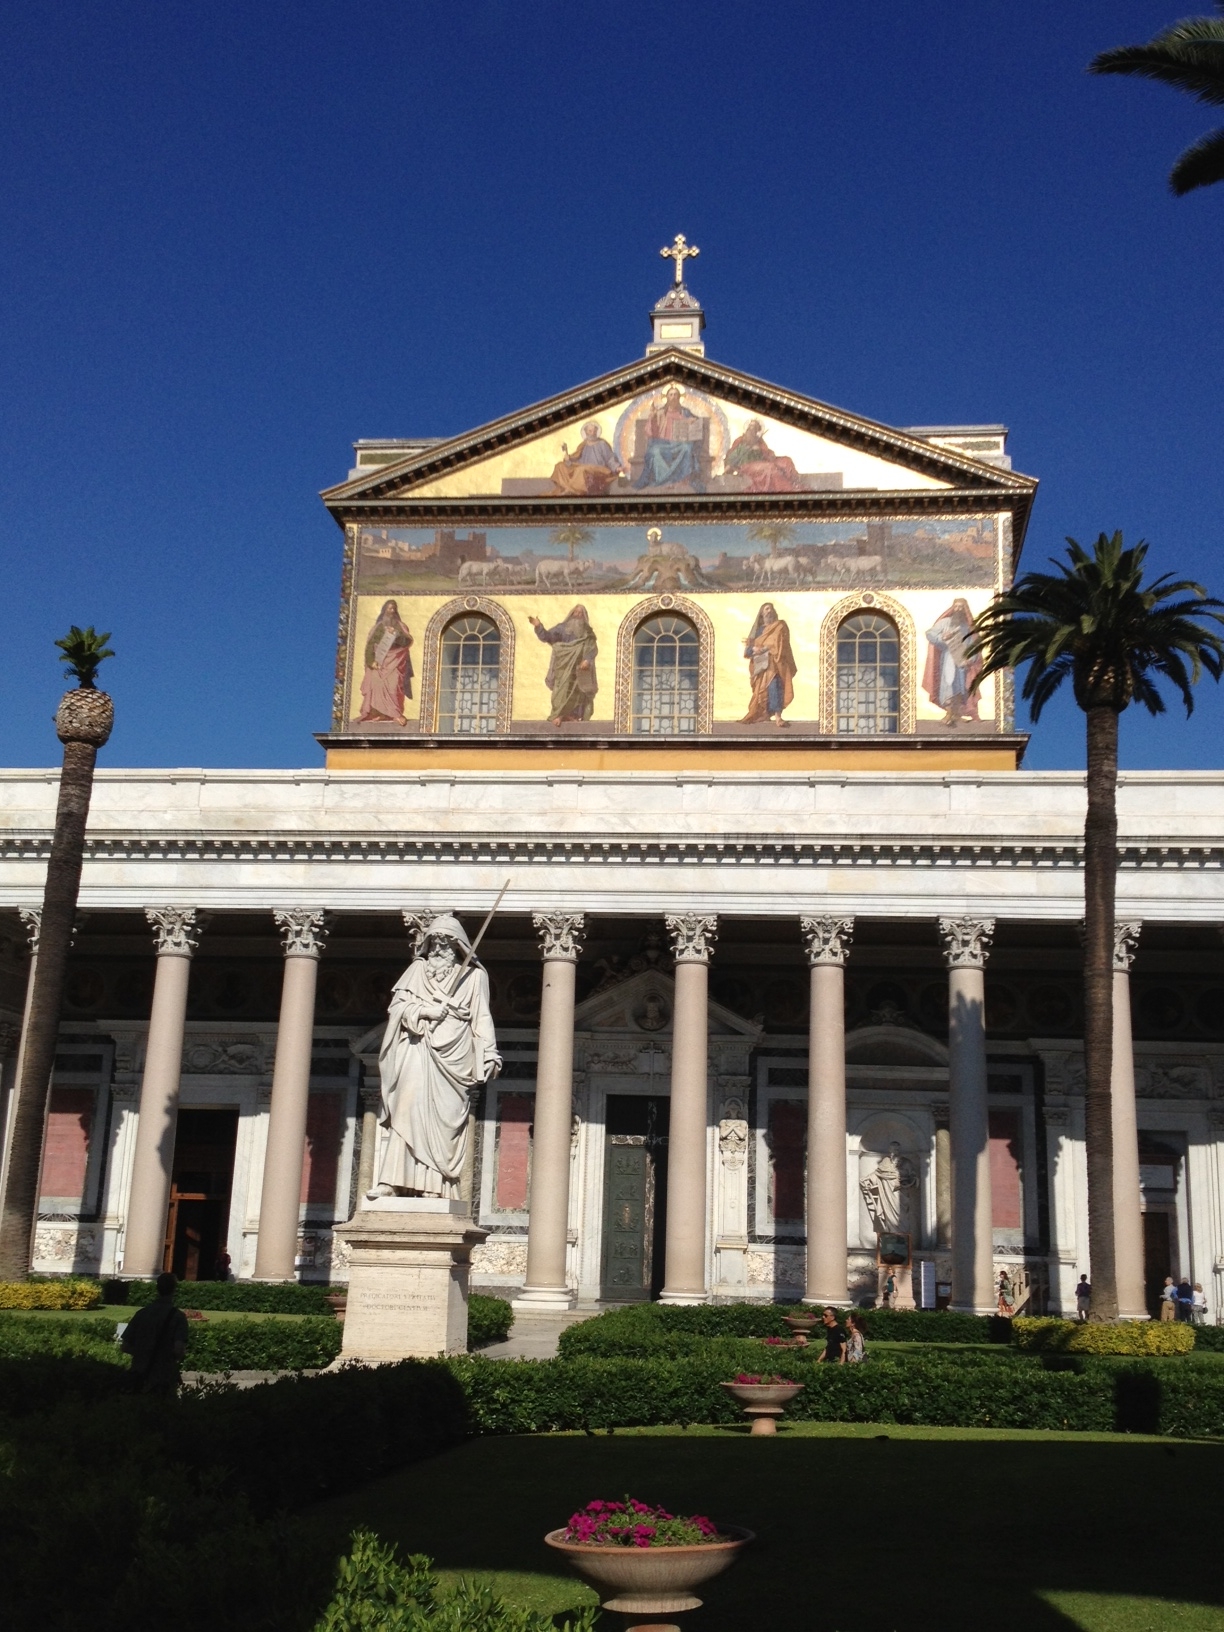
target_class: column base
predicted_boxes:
[511,1285,575,1312]
[949,1302,999,1317]
[804,1288,850,1308]
[659,1289,709,1306]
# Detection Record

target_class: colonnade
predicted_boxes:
[83,905,1148,1306]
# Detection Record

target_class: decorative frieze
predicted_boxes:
[800,915,854,967]
[146,906,205,958]
[533,912,586,962]
[938,916,995,969]
[273,908,331,958]
[666,913,718,964]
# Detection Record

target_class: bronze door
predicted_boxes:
[600,1096,669,1301]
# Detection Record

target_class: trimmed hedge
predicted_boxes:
[0,1359,469,1632]
[1015,1317,1195,1356]
[559,1301,1001,1358]
[0,1277,102,1310]
[449,1352,1123,1434]
[0,1312,343,1371]
[1191,1324,1224,1351]
[467,1293,513,1349]
[106,1278,334,1314]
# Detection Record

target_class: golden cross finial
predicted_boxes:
[660,233,699,287]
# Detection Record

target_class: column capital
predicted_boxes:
[1113,919,1142,973]
[17,907,41,953]
[938,916,995,970]
[800,915,854,967]
[533,912,586,962]
[274,908,331,958]
[145,906,206,958]
[666,913,718,965]
[402,911,433,957]
[931,1100,950,1129]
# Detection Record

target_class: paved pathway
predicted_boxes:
[479,1307,596,1360]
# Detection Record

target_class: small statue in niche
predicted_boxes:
[859,1140,919,1236]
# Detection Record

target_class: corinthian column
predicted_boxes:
[514,912,585,1311]
[1111,920,1148,1319]
[801,916,853,1306]
[940,917,996,1315]
[254,909,330,1281]
[122,909,205,1277]
[660,913,717,1306]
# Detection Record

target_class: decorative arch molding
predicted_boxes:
[614,594,715,735]
[418,596,516,734]
[818,590,916,734]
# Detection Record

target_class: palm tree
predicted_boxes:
[1090,6,1224,194]
[0,628,114,1277]
[549,525,594,563]
[748,521,796,558]
[971,536,1223,1320]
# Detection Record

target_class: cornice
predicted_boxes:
[321,350,1037,512]
[1,830,1221,871]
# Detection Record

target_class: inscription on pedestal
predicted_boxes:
[334,1206,487,1361]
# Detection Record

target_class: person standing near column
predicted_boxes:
[801,916,853,1307]
[1111,921,1148,1319]
[939,917,996,1315]
[514,913,585,1310]
[122,909,205,1278]
[253,909,330,1281]
[660,913,717,1306]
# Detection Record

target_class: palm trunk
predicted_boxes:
[1083,705,1119,1321]
[0,739,97,1277]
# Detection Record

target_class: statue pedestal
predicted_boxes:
[333,1198,488,1360]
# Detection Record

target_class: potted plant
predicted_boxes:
[781,1309,820,1342]
[720,1372,805,1435]
[545,1498,752,1627]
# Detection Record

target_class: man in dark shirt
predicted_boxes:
[817,1306,846,1364]
[120,1271,189,1395]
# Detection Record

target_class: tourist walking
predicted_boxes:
[817,1307,846,1364]
[845,1311,867,1363]
[1075,1274,1092,1321]
[1159,1277,1178,1321]
[120,1271,189,1395]
[1192,1283,1208,1325]
[997,1268,1017,1318]
[1176,1278,1195,1322]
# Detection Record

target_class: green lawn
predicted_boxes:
[303,1425,1224,1631]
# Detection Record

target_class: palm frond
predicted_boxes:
[1090,25,1224,106]
[55,625,115,688]
[968,532,1224,725]
[1170,123,1224,190]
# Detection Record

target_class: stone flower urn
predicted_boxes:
[721,1378,805,1436]
[544,1526,753,1626]
[781,1312,820,1344]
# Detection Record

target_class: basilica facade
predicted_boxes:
[2,262,1222,1319]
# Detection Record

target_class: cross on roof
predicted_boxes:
[660,233,700,287]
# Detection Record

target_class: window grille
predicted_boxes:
[632,615,699,734]
[438,615,501,734]
[836,613,900,734]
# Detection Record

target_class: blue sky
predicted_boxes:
[2,2,1222,770]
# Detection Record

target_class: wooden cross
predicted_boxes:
[660,233,700,286]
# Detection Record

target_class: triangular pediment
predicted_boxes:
[323,351,1035,512]
[573,966,761,1040]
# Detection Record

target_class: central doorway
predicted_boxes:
[600,1095,669,1301]
[163,1108,238,1280]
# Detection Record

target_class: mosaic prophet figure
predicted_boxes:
[923,598,982,725]
[368,915,501,1200]
[358,600,414,725]
[529,604,598,725]
[549,421,625,496]
[740,602,798,726]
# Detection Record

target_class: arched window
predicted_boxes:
[836,612,899,734]
[632,615,699,734]
[437,615,502,734]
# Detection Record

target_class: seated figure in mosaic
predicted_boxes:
[368,915,501,1200]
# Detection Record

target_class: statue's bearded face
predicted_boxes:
[427,938,457,969]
